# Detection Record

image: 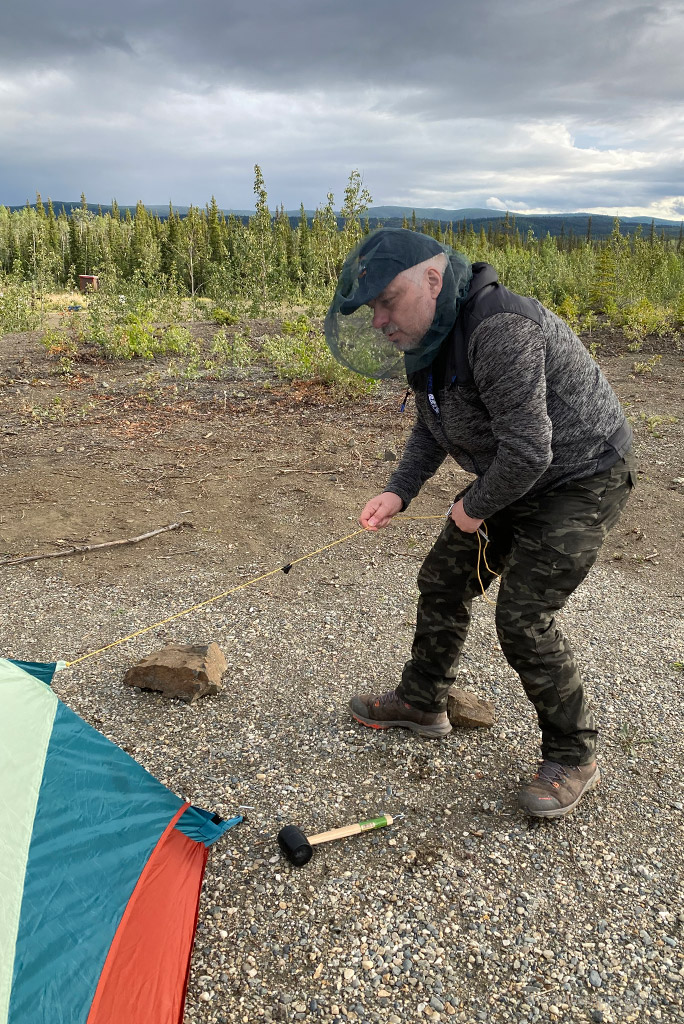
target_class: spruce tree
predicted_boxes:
[340,169,372,246]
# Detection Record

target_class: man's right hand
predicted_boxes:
[359,492,404,531]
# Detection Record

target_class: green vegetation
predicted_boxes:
[0,272,44,332]
[259,315,375,394]
[617,721,654,756]
[36,289,370,392]
[2,169,683,358]
[632,354,662,375]
[636,411,678,438]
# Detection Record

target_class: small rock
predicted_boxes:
[588,970,602,988]
[123,641,227,702]
[447,687,495,728]
[383,449,397,461]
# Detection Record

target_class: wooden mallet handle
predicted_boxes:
[307,814,395,846]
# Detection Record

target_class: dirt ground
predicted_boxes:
[1,323,682,614]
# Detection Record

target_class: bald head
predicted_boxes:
[398,251,448,288]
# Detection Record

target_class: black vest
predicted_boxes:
[407,263,632,471]
[408,262,543,389]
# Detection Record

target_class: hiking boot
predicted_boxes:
[518,760,600,818]
[350,688,451,738]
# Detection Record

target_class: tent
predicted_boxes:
[1,657,241,1024]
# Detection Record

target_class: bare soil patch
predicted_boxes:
[1,325,682,603]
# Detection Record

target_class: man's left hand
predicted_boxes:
[450,499,484,533]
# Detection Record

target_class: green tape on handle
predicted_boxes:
[358,816,389,832]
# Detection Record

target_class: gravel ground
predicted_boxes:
[3,517,683,1024]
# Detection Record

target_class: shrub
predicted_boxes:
[632,354,662,375]
[211,328,254,368]
[211,307,241,326]
[0,276,44,332]
[281,314,312,336]
[553,294,582,332]
[39,326,78,356]
[620,299,673,342]
[260,328,376,394]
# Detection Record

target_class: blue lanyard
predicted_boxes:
[427,372,441,418]
[427,371,459,419]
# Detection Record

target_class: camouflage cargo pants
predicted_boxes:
[397,451,637,765]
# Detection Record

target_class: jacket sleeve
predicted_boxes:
[462,313,553,519]
[385,407,447,509]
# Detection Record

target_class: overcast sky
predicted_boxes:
[1,0,683,218]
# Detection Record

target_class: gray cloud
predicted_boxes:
[4,1,682,108]
[0,1,683,214]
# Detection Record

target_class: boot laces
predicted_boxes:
[534,760,570,787]
[374,689,409,708]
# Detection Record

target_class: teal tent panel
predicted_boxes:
[9,700,185,1024]
[175,805,242,847]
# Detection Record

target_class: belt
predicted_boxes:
[595,418,633,473]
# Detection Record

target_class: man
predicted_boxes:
[324,228,635,819]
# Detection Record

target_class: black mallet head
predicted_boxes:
[277,814,401,867]
[277,824,313,866]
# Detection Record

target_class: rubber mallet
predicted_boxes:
[277,814,402,867]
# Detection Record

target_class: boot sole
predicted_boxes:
[519,768,601,819]
[350,707,452,739]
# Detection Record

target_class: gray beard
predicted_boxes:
[383,325,421,352]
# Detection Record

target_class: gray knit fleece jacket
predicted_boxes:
[386,278,632,520]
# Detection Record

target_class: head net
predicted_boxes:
[324,228,472,379]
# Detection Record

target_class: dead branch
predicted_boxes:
[277,468,340,475]
[0,521,193,567]
[155,548,200,559]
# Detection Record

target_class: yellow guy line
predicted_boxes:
[66,528,367,666]
[65,514,495,668]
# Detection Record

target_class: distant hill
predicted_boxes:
[363,206,683,240]
[366,206,505,221]
[366,205,682,228]
[3,200,682,241]
[363,208,682,241]
[3,201,253,219]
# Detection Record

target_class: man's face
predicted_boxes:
[367,265,442,351]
